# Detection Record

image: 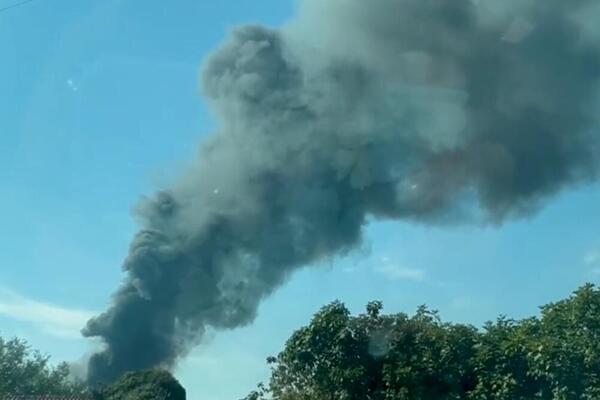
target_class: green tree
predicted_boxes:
[98,369,186,400]
[266,301,382,400]
[243,284,600,400]
[254,301,477,400]
[529,284,600,399]
[469,316,540,399]
[0,335,88,395]
[381,306,478,400]
[471,284,600,399]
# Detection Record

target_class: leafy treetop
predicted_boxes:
[243,284,600,400]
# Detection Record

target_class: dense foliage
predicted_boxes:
[0,336,183,400]
[0,335,87,396]
[3,284,599,399]
[97,370,186,400]
[244,284,600,400]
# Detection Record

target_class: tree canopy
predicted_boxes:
[0,335,87,396]
[98,369,186,400]
[3,284,600,399]
[0,334,183,400]
[244,284,600,400]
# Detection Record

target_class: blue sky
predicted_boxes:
[1,1,599,399]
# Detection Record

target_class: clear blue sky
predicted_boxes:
[1,1,599,399]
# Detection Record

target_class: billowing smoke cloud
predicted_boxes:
[83,0,600,384]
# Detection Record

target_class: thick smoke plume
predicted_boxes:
[83,0,600,384]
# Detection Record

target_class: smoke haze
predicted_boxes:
[83,0,600,384]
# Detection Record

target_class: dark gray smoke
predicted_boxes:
[83,0,600,384]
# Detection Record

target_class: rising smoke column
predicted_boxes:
[83,0,600,384]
